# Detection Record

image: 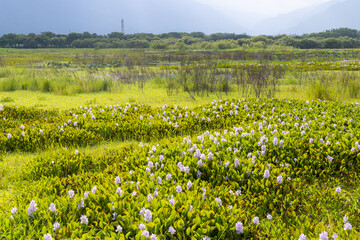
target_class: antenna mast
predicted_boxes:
[121,19,125,34]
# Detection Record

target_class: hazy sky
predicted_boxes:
[194,0,333,16]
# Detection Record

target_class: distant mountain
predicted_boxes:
[0,0,246,35]
[250,0,360,35]
[286,0,360,34]
[251,0,344,35]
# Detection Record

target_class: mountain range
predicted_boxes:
[0,0,359,36]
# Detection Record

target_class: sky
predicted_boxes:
[193,0,333,17]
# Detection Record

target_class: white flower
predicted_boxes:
[235,221,243,234]
[40,129,44,135]
[253,216,259,225]
[84,191,89,199]
[7,133,11,139]
[158,177,162,185]
[43,233,52,240]
[11,207,17,215]
[150,234,157,240]
[332,233,338,239]
[264,169,270,179]
[277,175,283,184]
[80,215,88,224]
[92,186,97,194]
[168,226,176,235]
[49,203,56,212]
[21,132,25,137]
[144,209,152,222]
[319,231,328,240]
[115,225,123,233]
[115,176,121,185]
[53,221,60,231]
[344,222,352,230]
[267,214,272,220]
[298,234,307,240]
[75,149,79,155]
[27,200,37,217]
[343,215,348,223]
[142,230,150,238]
[68,189,75,198]
[335,187,341,194]
[236,190,241,196]
[20,125,25,130]
[203,236,211,240]
[139,223,145,230]
[166,173,172,180]
[176,185,182,193]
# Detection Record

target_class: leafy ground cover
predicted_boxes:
[0,98,359,239]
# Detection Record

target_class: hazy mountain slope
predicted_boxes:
[286,0,360,34]
[0,0,245,35]
[251,0,344,35]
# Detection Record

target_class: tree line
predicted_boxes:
[1,28,360,49]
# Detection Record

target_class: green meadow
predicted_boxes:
[0,48,359,239]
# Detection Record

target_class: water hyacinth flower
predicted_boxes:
[168,226,176,235]
[187,181,192,189]
[169,196,175,207]
[332,233,338,239]
[115,225,122,233]
[84,191,89,199]
[277,175,283,184]
[343,215,348,223]
[203,236,211,240]
[139,223,146,230]
[150,234,157,240]
[344,222,352,230]
[267,214,272,220]
[68,190,75,198]
[115,176,121,185]
[319,231,328,240]
[116,187,123,197]
[20,125,25,130]
[75,149,79,155]
[264,169,270,179]
[253,216,259,225]
[80,215,88,224]
[92,186,97,194]
[21,132,25,137]
[176,185,182,193]
[327,155,334,163]
[215,197,222,206]
[235,221,243,234]
[7,133,11,139]
[53,221,60,231]
[10,206,17,215]
[144,209,152,222]
[147,193,153,202]
[49,203,56,212]
[335,187,341,194]
[44,233,52,240]
[234,158,240,167]
[142,230,150,238]
[78,198,84,209]
[298,234,307,240]
[27,200,37,217]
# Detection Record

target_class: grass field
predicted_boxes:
[0,49,360,239]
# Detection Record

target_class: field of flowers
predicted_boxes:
[0,97,359,239]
